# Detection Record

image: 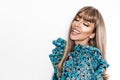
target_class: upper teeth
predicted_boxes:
[73,29,80,34]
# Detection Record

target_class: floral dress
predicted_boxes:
[49,38,109,80]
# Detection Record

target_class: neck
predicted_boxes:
[75,38,89,46]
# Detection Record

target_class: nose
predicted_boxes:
[75,19,84,27]
[75,22,80,27]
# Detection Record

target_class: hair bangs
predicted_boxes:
[77,8,99,24]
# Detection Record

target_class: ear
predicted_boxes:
[89,33,95,39]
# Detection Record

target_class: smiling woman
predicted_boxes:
[70,13,95,46]
[49,6,109,80]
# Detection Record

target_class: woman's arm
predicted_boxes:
[49,37,66,79]
[94,48,109,79]
[49,37,66,65]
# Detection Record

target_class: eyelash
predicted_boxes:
[74,18,80,21]
[74,19,89,27]
[83,23,89,27]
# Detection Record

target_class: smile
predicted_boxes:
[72,28,80,34]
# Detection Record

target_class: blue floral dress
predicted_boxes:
[49,38,109,80]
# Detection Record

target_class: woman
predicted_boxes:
[49,6,109,80]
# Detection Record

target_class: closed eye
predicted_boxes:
[74,15,82,21]
[83,23,89,27]
[74,18,80,21]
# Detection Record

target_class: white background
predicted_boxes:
[0,0,119,80]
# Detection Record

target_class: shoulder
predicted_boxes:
[86,46,102,58]
[92,47,102,57]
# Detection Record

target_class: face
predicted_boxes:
[70,14,95,45]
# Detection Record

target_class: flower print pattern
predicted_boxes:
[49,37,66,65]
[49,38,109,80]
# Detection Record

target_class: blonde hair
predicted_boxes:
[57,6,108,80]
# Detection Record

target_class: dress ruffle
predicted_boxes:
[49,37,109,80]
[49,37,66,65]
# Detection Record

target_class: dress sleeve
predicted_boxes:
[49,37,66,65]
[49,37,66,79]
[94,49,109,79]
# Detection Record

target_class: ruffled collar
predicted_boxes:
[74,44,95,51]
[68,44,98,59]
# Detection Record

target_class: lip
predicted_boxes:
[71,28,81,34]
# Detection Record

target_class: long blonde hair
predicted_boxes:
[57,6,108,80]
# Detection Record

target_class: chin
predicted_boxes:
[70,35,80,41]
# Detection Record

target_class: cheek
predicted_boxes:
[81,23,94,34]
[82,27,89,32]
[81,22,95,33]
[71,22,75,28]
[81,27,94,37]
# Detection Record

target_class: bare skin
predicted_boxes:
[70,16,95,46]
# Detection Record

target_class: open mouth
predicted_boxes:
[71,28,80,34]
